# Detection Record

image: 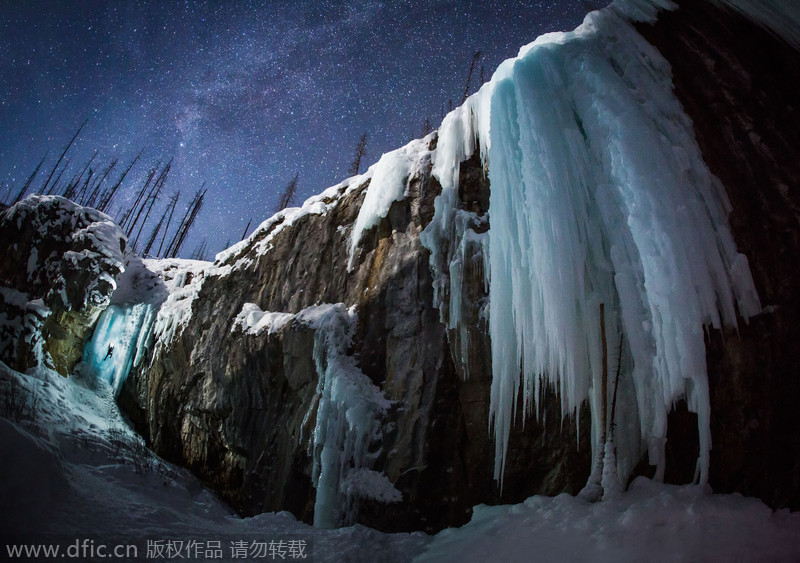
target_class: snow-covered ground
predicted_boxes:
[1,361,798,562]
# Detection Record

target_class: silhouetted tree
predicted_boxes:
[157,191,180,258]
[166,186,206,259]
[422,117,433,137]
[348,133,368,176]
[44,158,70,196]
[240,218,252,241]
[276,172,299,211]
[11,154,47,205]
[97,151,142,214]
[39,120,87,195]
[461,51,483,103]
[190,237,209,261]
[120,161,160,234]
[62,151,98,202]
[131,159,171,250]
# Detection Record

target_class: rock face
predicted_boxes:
[117,1,800,531]
[120,138,591,533]
[0,196,126,375]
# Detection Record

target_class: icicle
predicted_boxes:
[427,4,761,491]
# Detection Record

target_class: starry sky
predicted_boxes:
[0,0,588,258]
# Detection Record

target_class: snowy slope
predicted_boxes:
[2,360,799,561]
[0,361,429,562]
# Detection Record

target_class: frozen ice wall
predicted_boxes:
[428,4,762,489]
[306,304,395,528]
[78,254,166,396]
[231,302,397,528]
[80,303,156,396]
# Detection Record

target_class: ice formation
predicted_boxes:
[232,302,395,528]
[308,304,393,528]
[79,303,157,395]
[425,3,762,489]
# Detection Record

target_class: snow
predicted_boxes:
[417,477,800,562]
[0,361,428,562]
[427,4,763,490]
[214,178,363,271]
[232,303,293,336]
[144,258,220,358]
[339,468,402,505]
[348,138,432,269]
[2,360,798,561]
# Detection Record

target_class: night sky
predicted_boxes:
[1,1,588,258]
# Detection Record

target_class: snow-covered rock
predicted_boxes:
[0,195,127,375]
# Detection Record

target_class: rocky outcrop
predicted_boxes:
[120,137,591,533]
[0,196,126,375]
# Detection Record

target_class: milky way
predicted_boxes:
[0,1,587,257]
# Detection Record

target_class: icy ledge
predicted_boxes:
[425,4,762,488]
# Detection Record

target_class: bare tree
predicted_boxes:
[461,51,483,104]
[240,218,252,242]
[44,158,70,196]
[11,153,47,205]
[120,161,160,235]
[83,159,118,207]
[166,186,206,259]
[422,117,433,137]
[348,133,368,176]
[62,151,97,201]
[39,119,87,195]
[156,191,180,258]
[190,237,209,261]
[276,172,299,211]
[97,150,142,214]
[131,159,172,250]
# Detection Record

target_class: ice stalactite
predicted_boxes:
[419,94,491,379]
[428,4,761,491]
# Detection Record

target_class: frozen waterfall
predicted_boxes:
[79,303,156,396]
[425,5,762,489]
